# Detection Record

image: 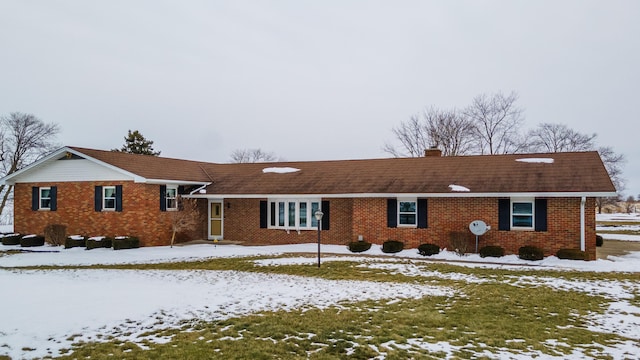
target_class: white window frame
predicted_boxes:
[103,186,117,211]
[268,198,321,230]
[39,187,51,210]
[166,185,178,211]
[511,197,535,230]
[398,198,417,227]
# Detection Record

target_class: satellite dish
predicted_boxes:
[469,220,490,253]
[469,220,489,236]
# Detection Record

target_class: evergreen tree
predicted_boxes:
[113,130,160,156]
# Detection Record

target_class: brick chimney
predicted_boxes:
[424,147,442,157]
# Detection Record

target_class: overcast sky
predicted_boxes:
[1,1,639,197]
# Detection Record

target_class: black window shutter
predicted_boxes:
[95,186,103,211]
[387,199,398,228]
[417,198,428,229]
[50,186,57,211]
[115,185,123,212]
[535,198,548,232]
[321,200,330,230]
[498,199,510,231]
[160,185,167,211]
[32,187,39,211]
[259,200,268,228]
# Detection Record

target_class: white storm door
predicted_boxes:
[208,200,223,240]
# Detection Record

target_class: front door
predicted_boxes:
[209,201,223,240]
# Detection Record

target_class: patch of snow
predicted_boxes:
[449,184,470,192]
[262,167,300,174]
[516,158,554,164]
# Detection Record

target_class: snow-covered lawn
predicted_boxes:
[1,242,639,359]
[0,213,638,359]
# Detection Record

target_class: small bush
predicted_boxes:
[596,235,604,247]
[518,245,544,261]
[479,245,505,258]
[347,241,372,253]
[44,224,67,246]
[449,231,470,256]
[65,235,87,249]
[556,248,587,260]
[86,236,113,250]
[417,243,440,256]
[113,236,140,250]
[381,240,404,254]
[1,233,22,246]
[20,235,45,247]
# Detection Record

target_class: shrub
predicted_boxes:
[20,235,45,247]
[381,240,404,254]
[1,233,22,246]
[113,236,140,250]
[449,231,470,256]
[479,245,505,258]
[556,248,587,260]
[44,224,67,246]
[65,235,87,249]
[347,241,372,253]
[86,236,113,250]
[417,243,440,256]
[596,235,604,247]
[518,245,544,261]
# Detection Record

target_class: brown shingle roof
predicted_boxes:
[71,147,616,196]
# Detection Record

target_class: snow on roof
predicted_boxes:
[262,167,301,174]
[449,184,471,192]
[516,158,554,164]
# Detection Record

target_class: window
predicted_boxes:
[268,199,321,230]
[165,186,178,210]
[39,187,51,210]
[103,186,117,210]
[511,198,534,230]
[398,199,417,226]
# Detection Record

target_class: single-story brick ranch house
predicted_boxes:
[1,146,616,259]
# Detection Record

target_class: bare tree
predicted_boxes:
[383,114,429,157]
[423,107,476,156]
[0,112,60,216]
[624,195,636,214]
[595,146,626,213]
[464,91,525,154]
[383,107,476,157]
[170,196,204,247]
[527,123,597,153]
[229,148,277,163]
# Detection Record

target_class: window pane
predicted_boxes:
[166,188,177,198]
[513,215,533,227]
[167,199,177,209]
[104,188,116,198]
[513,202,532,215]
[399,201,416,213]
[270,202,276,226]
[399,214,416,225]
[299,202,307,227]
[40,199,51,209]
[278,202,285,226]
[104,199,116,209]
[40,189,51,198]
[311,202,319,227]
[289,202,296,227]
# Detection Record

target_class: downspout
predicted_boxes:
[580,196,586,251]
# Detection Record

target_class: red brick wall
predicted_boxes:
[14,182,176,246]
[351,197,596,259]
[223,198,354,246]
[15,182,597,259]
